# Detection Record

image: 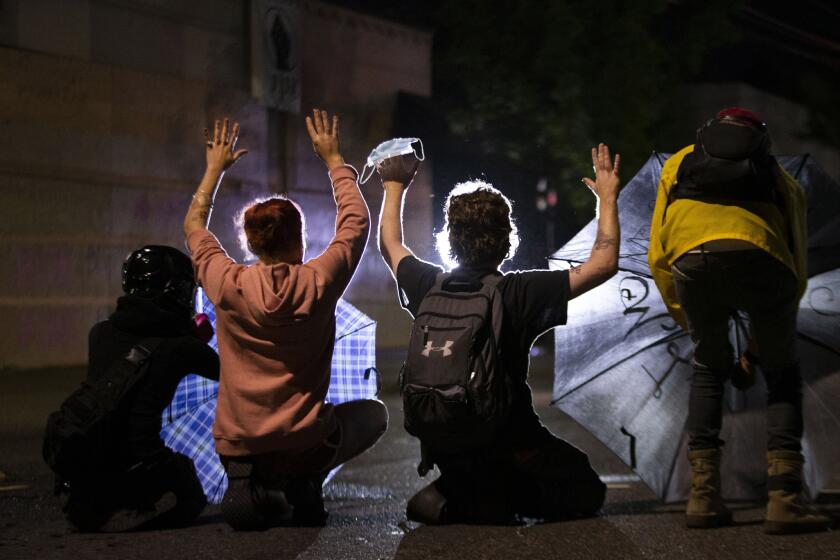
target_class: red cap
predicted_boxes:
[715,107,765,128]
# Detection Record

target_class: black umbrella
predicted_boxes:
[549,153,840,502]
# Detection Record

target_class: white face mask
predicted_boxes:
[360,137,425,183]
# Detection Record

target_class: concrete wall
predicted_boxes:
[293,2,435,350]
[0,0,433,368]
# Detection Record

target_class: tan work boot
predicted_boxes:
[764,450,832,535]
[686,448,732,528]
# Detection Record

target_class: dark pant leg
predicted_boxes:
[510,436,606,519]
[142,452,207,528]
[433,449,515,524]
[64,452,205,531]
[725,252,802,451]
[763,364,803,451]
[222,400,388,527]
[327,399,389,469]
[112,451,208,529]
[243,399,388,480]
[672,253,734,450]
[64,478,119,532]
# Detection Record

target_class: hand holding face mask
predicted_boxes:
[360,137,424,185]
[377,153,421,188]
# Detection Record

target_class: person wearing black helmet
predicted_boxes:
[63,245,220,532]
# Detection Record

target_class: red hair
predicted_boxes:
[239,197,305,262]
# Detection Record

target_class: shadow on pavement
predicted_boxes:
[392,518,648,560]
[601,498,767,516]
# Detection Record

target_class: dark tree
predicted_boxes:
[431,0,742,217]
[336,0,840,245]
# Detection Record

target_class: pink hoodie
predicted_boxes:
[187,165,370,456]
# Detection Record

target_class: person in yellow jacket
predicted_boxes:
[648,108,829,535]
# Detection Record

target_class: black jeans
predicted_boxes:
[65,451,207,531]
[672,249,803,452]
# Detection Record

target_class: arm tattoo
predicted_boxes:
[593,229,617,250]
[570,264,583,274]
[186,194,214,229]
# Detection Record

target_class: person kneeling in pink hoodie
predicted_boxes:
[183,110,387,529]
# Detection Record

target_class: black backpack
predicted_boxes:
[670,119,778,205]
[43,339,161,484]
[401,273,509,455]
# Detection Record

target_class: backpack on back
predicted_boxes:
[670,119,778,205]
[401,273,509,455]
[43,338,161,485]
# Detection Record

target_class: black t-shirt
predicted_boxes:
[396,256,571,450]
[88,295,220,463]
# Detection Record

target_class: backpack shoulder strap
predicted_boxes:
[125,337,164,366]
[138,337,164,356]
[414,272,449,314]
[432,271,450,290]
[421,272,504,305]
[478,273,505,348]
[96,337,164,398]
[480,273,503,290]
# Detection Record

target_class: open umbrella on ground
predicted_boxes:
[549,153,840,502]
[159,289,379,503]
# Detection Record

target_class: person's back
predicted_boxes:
[397,254,607,522]
[649,109,808,327]
[63,245,219,532]
[87,293,218,463]
[648,107,829,535]
[183,111,387,529]
[188,227,356,456]
[375,143,623,523]
[398,251,578,452]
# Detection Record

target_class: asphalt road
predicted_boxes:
[1,353,837,560]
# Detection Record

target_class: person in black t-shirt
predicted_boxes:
[63,246,220,532]
[376,145,622,524]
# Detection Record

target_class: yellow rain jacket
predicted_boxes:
[648,145,808,330]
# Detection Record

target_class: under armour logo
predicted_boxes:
[422,340,454,357]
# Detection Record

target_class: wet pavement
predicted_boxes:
[1,354,837,559]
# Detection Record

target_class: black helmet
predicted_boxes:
[122,245,195,309]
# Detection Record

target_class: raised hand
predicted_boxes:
[377,154,420,189]
[582,143,621,200]
[186,118,246,235]
[305,109,344,169]
[205,118,248,172]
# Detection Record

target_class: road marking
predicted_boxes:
[0,296,115,307]
[0,484,30,492]
[600,474,641,483]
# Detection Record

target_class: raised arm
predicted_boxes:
[569,143,621,299]
[183,118,248,237]
[305,109,370,287]
[377,155,421,277]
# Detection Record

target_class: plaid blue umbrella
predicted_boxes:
[160,289,378,503]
